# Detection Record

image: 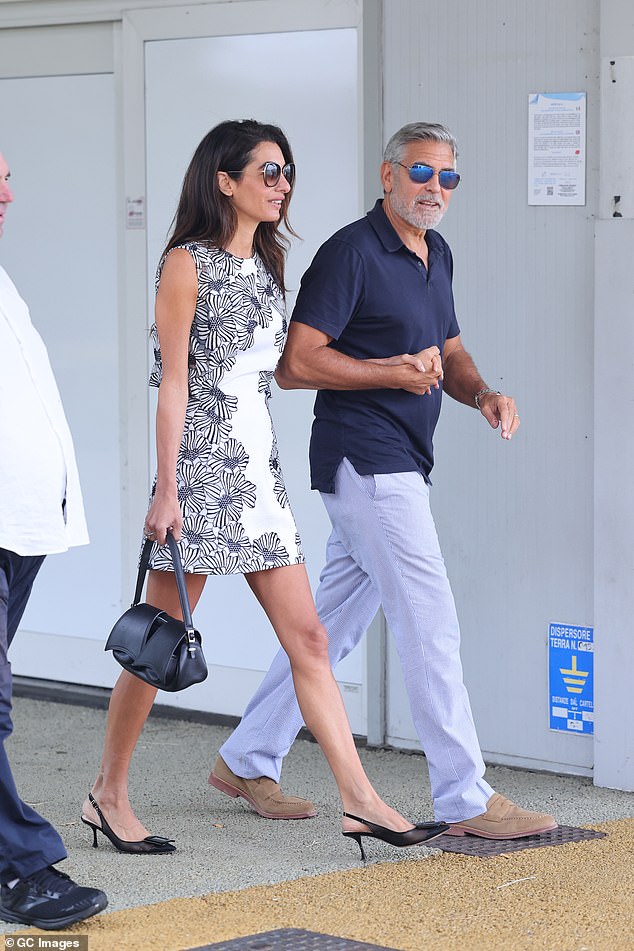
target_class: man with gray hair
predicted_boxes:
[210,123,557,839]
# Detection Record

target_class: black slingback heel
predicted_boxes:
[81,793,176,855]
[342,812,449,861]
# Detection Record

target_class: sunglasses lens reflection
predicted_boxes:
[263,163,281,186]
[439,171,460,190]
[408,164,434,184]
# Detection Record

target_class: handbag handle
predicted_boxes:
[133,531,196,636]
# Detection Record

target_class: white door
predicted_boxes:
[2,69,122,687]
[143,25,366,726]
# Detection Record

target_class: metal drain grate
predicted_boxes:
[190,928,398,951]
[432,824,606,857]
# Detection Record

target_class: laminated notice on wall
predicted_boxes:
[126,196,146,229]
[549,622,594,735]
[528,93,586,206]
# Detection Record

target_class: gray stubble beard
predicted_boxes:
[389,192,446,231]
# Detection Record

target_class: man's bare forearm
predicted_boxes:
[276,343,439,395]
[277,345,391,390]
[442,345,488,407]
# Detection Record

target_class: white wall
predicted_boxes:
[382,0,599,774]
[0,0,372,731]
[1,64,123,685]
[2,0,632,788]
[593,0,634,791]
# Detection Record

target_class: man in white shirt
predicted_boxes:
[0,152,108,930]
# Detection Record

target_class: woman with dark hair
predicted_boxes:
[81,120,448,859]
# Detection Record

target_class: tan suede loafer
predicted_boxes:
[446,793,557,839]
[208,755,317,819]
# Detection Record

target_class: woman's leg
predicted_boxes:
[245,563,413,833]
[82,570,206,840]
[219,529,379,782]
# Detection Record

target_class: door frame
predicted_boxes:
[119,0,385,721]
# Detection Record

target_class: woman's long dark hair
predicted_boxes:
[164,119,296,293]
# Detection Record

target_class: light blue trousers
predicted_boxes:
[220,458,493,822]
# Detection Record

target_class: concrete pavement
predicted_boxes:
[2,687,633,949]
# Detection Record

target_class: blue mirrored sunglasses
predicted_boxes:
[397,162,461,190]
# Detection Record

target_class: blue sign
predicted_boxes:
[549,623,594,734]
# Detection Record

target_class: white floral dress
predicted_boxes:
[146,242,304,574]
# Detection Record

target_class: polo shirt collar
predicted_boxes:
[367,198,443,256]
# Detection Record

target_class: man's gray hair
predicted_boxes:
[383,122,458,164]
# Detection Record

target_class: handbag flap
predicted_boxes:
[105,603,164,658]
[135,620,201,681]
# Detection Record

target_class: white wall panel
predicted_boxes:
[593,219,634,791]
[1,73,121,647]
[593,0,634,791]
[382,0,599,772]
[0,22,113,74]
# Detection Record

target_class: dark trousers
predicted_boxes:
[0,547,67,883]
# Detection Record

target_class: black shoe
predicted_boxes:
[342,811,450,861]
[81,792,176,854]
[0,865,108,930]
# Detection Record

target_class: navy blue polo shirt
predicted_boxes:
[291,199,460,493]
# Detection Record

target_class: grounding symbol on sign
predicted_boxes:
[548,622,594,735]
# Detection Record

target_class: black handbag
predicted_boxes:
[105,531,208,692]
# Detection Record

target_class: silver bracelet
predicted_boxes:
[474,387,501,410]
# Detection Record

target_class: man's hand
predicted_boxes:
[442,336,520,440]
[370,346,443,394]
[400,346,443,394]
[478,391,520,440]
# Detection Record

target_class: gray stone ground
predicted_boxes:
[2,693,634,934]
